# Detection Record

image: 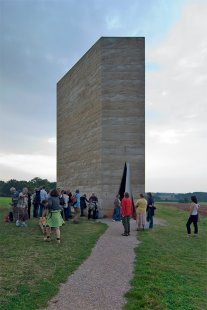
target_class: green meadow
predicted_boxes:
[0,197,107,310]
[1,197,206,310]
[124,204,207,310]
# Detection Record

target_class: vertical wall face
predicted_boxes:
[57,37,145,210]
[100,38,145,208]
[57,41,102,194]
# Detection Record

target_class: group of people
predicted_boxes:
[112,192,155,236]
[8,187,200,241]
[112,192,200,237]
[9,186,100,243]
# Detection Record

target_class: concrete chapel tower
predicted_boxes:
[57,37,145,212]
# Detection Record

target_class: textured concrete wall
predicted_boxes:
[57,37,145,210]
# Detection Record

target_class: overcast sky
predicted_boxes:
[0,0,206,192]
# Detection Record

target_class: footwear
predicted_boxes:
[21,222,28,227]
[112,220,115,222]
[57,238,60,244]
[73,220,79,224]
[16,220,20,227]
[122,233,128,236]
[45,237,51,242]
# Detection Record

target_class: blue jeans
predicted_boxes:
[112,207,121,221]
[39,203,44,217]
[64,207,70,220]
[68,203,72,218]
[147,208,154,228]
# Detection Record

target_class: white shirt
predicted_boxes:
[191,203,199,215]
[40,189,48,202]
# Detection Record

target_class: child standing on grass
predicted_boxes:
[45,189,64,243]
[121,192,132,236]
[186,195,200,237]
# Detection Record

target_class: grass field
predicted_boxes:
[0,197,107,310]
[124,204,207,310]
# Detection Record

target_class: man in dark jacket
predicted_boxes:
[80,194,89,217]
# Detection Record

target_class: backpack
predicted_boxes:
[71,196,77,204]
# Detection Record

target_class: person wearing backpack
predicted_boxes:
[88,193,98,219]
[80,194,89,217]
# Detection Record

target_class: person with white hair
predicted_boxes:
[16,187,29,227]
[10,187,19,222]
[88,193,98,219]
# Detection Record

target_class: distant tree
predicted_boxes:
[0,178,56,197]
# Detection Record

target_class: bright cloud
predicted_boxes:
[47,137,56,144]
[146,0,207,192]
[0,153,56,181]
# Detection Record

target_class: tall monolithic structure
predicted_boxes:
[57,37,145,212]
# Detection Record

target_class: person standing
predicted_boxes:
[40,186,48,217]
[67,190,73,219]
[121,192,132,236]
[16,187,29,227]
[73,189,80,224]
[147,192,155,229]
[27,191,32,219]
[186,195,200,236]
[63,190,70,221]
[112,195,121,221]
[10,187,19,222]
[135,193,147,230]
[33,188,41,218]
[80,194,89,217]
[88,193,98,219]
[45,189,64,243]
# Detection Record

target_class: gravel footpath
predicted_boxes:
[44,217,165,310]
[44,218,139,310]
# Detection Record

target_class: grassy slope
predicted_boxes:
[124,205,207,310]
[0,197,107,310]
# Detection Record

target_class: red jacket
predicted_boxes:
[121,198,132,217]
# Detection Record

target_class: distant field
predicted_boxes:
[158,202,207,217]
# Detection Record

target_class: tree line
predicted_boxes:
[153,192,207,203]
[0,177,57,197]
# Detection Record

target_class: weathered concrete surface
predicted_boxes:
[57,37,145,210]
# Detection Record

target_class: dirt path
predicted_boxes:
[44,217,164,310]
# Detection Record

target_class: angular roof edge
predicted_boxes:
[57,36,145,85]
